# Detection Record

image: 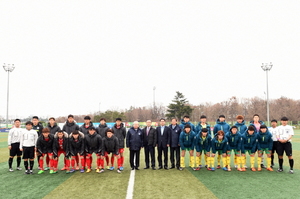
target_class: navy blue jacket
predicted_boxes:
[179,119,196,132]
[213,119,231,135]
[248,120,265,134]
[169,124,182,148]
[241,131,258,154]
[156,126,171,148]
[195,122,211,135]
[234,121,247,135]
[126,127,143,151]
[226,128,242,151]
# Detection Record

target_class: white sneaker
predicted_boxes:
[234,165,238,169]
[244,165,248,169]
[289,170,294,174]
[17,167,22,171]
[9,168,14,172]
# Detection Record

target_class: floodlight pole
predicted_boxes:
[3,63,15,129]
[261,62,272,127]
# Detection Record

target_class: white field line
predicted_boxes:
[126,169,136,199]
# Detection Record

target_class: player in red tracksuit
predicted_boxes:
[53,130,70,173]
[101,128,121,173]
[85,126,102,173]
[69,130,85,173]
[36,128,55,174]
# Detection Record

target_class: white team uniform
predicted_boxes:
[268,127,279,142]
[276,125,294,142]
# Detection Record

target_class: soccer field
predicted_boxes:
[0,131,300,199]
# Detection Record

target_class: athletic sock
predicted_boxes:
[30,160,34,170]
[267,157,271,168]
[71,158,76,168]
[211,157,215,168]
[105,156,109,166]
[217,154,221,165]
[257,157,262,168]
[289,159,294,170]
[250,156,255,168]
[75,155,79,165]
[271,154,274,165]
[17,157,21,167]
[196,156,201,167]
[24,161,28,170]
[80,156,85,169]
[46,155,50,167]
[39,158,44,170]
[121,156,124,166]
[8,157,13,168]
[100,159,104,168]
[237,156,241,169]
[234,155,237,165]
[180,157,185,168]
[227,156,231,168]
[204,155,207,166]
[241,156,246,168]
[111,156,115,167]
[279,158,283,169]
[117,158,121,169]
[222,156,227,168]
[190,156,195,167]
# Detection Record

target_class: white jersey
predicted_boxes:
[20,129,38,148]
[8,127,23,145]
[276,125,294,142]
[268,126,278,141]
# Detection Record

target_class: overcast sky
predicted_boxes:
[0,1,300,119]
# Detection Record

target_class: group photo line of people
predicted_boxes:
[7,113,295,175]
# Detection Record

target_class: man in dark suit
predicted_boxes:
[169,118,182,169]
[156,118,171,170]
[142,120,157,170]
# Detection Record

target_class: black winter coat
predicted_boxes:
[112,123,126,148]
[169,124,182,148]
[69,136,85,156]
[79,122,94,135]
[47,123,61,135]
[85,133,102,154]
[102,135,119,156]
[97,124,109,138]
[36,134,54,154]
[126,127,143,151]
[142,127,157,147]
[53,136,69,157]
[62,122,79,135]
[33,122,44,136]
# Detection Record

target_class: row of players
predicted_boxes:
[7,114,294,174]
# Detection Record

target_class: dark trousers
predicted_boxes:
[157,146,168,167]
[130,149,140,168]
[170,146,180,168]
[144,145,155,167]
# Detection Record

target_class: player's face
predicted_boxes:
[73,134,79,139]
[236,119,243,123]
[84,119,90,125]
[116,120,122,126]
[219,117,225,122]
[26,124,32,130]
[100,120,106,125]
[43,132,49,138]
[14,121,21,128]
[281,120,288,126]
[253,116,259,122]
[248,130,254,135]
[171,119,177,125]
[32,118,39,125]
[231,128,237,134]
[107,132,113,138]
[160,120,165,126]
[218,135,224,140]
[68,117,74,123]
[89,129,95,135]
[271,122,277,127]
[184,118,189,123]
[58,133,64,138]
[146,120,152,127]
[200,118,206,123]
[185,128,191,133]
[261,128,267,133]
[49,119,55,126]
[202,132,208,137]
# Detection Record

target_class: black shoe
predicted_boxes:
[25,170,30,175]
[152,167,156,170]
[135,167,140,170]
[158,166,163,170]
[176,166,180,170]
[261,164,266,169]
[144,167,149,169]
[277,169,283,172]
[169,166,175,169]
[164,166,168,170]
[131,167,135,170]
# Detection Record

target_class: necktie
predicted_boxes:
[147,127,149,136]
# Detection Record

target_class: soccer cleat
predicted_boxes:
[44,167,50,171]
[96,169,100,173]
[277,169,283,172]
[227,168,231,171]
[30,170,33,174]
[241,168,246,172]
[76,166,80,170]
[266,168,273,171]
[66,170,70,174]
[80,169,85,173]
[261,164,266,169]
[16,167,22,171]
[237,168,243,172]
[106,166,110,170]
[117,169,121,173]
[222,167,228,171]
[52,171,58,174]
[99,169,105,173]
[70,169,75,173]
[217,165,221,169]
[38,167,41,170]
[244,165,248,169]
[210,167,215,171]
[61,167,66,171]
[25,170,30,175]
[49,170,54,174]
[38,170,44,174]
[205,165,208,168]
[179,167,183,171]
[109,166,114,171]
[234,165,238,169]
[257,167,262,171]
[86,169,91,173]
[195,167,200,171]
[9,168,14,172]
[119,167,124,171]
[289,170,294,174]
[251,167,256,172]
[199,165,203,168]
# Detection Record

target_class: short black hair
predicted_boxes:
[253,114,259,118]
[248,126,255,131]
[183,115,190,119]
[14,119,21,122]
[201,128,208,132]
[105,128,114,136]
[84,116,91,120]
[68,114,74,118]
[88,126,96,130]
[171,118,177,121]
[32,116,39,120]
[49,117,55,121]
[100,118,106,122]
[72,130,79,135]
[160,118,166,122]
[115,118,122,121]
[200,115,207,119]
[219,115,225,118]
[281,116,289,121]
[260,125,267,129]
[25,121,33,126]
[57,130,64,133]
[184,124,191,129]
[271,119,277,123]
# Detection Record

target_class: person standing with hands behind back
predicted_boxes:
[156,118,171,170]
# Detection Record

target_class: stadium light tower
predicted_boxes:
[3,63,15,129]
[153,86,156,108]
[261,62,272,127]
